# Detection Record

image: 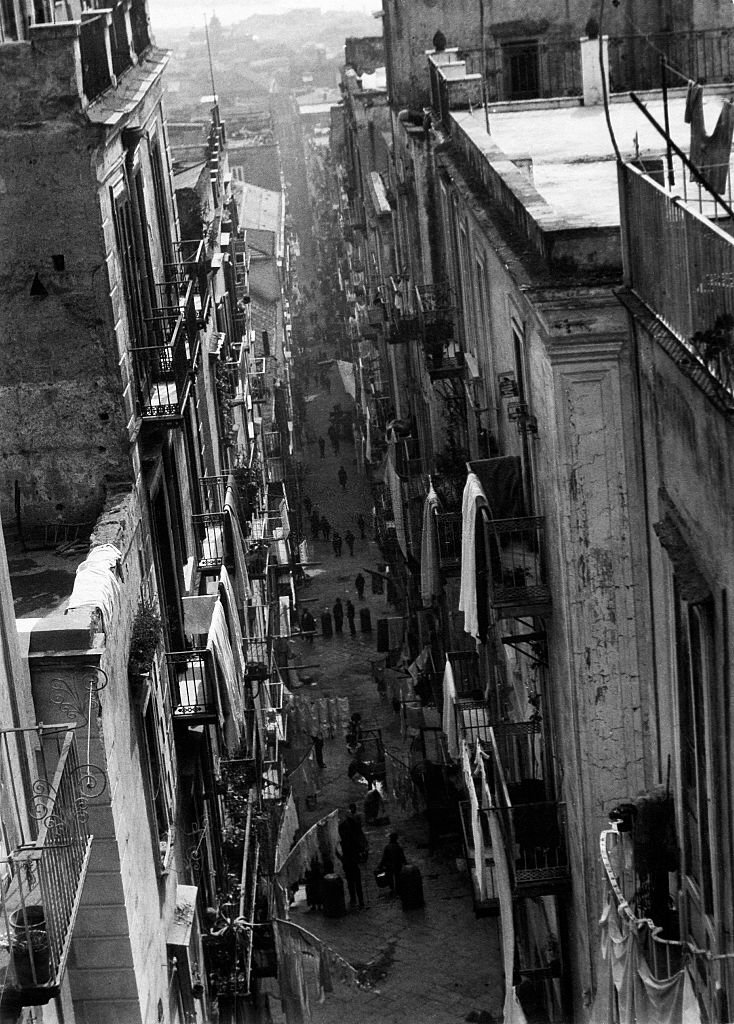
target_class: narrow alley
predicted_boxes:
[277,315,502,1022]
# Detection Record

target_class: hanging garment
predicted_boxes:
[67,543,123,630]
[458,472,489,639]
[385,446,408,558]
[275,809,340,889]
[207,600,242,749]
[420,484,442,607]
[685,82,734,195]
[441,658,459,759]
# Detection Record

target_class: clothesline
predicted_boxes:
[600,829,734,962]
[617,9,697,86]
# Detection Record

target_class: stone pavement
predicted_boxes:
[282,361,503,1024]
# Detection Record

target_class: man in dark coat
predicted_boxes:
[320,516,331,541]
[355,572,365,599]
[345,599,356,636]
[333,597,344,634]
[344,529,355,556]
[338,804,366,909]
[338,466,348,490]
[377,833,407,892]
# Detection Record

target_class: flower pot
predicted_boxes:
[10,906,52,993]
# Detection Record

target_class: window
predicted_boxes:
[141,661,177,872]
[112,188,146,347]
[502,40,540,100]
[676,594,715,917]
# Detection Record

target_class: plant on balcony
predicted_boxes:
[691,313,734,380]
[128,600,163,679]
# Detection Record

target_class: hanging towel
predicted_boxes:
[458,472,489,639]
[442,657,459,759]
[207,600,242,749]
[685,82,734,195]
[385,446,408,558]
[420,484,441,607]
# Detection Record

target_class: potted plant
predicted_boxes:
[128,599,163,680]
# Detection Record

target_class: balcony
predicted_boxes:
[387,313,421,345]
[487,725,569,898]
[78,0,152,103]
[167,650,217,721]
[266,456,287,483]
[446,649,481,697]
[392,437,423,479]
[458,800,499,917]
[166,239,210,330]
[435,510,462,572]
[192,512,227,573]
[619,162,734,406]
[0,726,94,1009]
[455,698,492,746]
[608,29,734,93]
[486,516,552,618]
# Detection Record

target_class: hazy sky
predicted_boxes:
[148,0,375,31]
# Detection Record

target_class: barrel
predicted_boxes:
[320,611,333,638]
[321,873,346,918]
[398,865,424,910]
[359,607,372,633]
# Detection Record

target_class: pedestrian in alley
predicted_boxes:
[338,465,348,491]
[356,513,366,539]
[376,832,407,894]
[320,516,331,541]
[337,804,367,910]
[312,731,325,768]
[355,572,365,600]
[346,599,356,636]
[344,529,355,556]
[332,532,342,556]
[311,512,321,541]
[333,597,344,634]
[318,436,326,458]
[303,495,312,516]
[301,608,316,644]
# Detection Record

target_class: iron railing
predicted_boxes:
[393,437,422,478]
[621,161,734,399]
[165,239,210,327]
[0,726,94,1007]
[447,649,481,697]
[461,38,581,102]
[486,727,569,895]
[132,271,196,421]
[192,512,227,572]
[608,29,734,93]
[485,515,552,616]
[455,698,492,747]
[458,800,499,916]
[435,511,462,570]
[166,650,217,720]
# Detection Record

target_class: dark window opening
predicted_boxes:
[503,40,540,100]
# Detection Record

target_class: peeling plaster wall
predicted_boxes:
[0,124,129,525]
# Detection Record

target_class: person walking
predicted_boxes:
[332,532,342,556]
[344,529,355,556]
[338,466,348,491]
[312,732,325,769]
[333,597,344,634]
[301,609,316,644]
[303,495,313,516]
[346,599,356,636]
[338,804,367,909]
[320,516,331,541]
[318,436,326,458]
[311,512,321,541]
[376,832,407,893]
[356,513,366,540]
[355,572,365,600]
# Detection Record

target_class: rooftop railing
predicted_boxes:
[461,38,581,102]
[608,29,734,93]
[620,161,734,402]
[0,726,94,1008]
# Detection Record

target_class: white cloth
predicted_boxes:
[337,359,356,399]
[224,479,251,606]
[461,740,486,900]
[385,447,407,558]
[420,485,441,607]
[207,600,243,748]
[67,543,122,629]
[458,472,489,639]
[219,566,244,687]
[441,658,459,759]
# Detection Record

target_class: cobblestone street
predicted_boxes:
[276,354,502,1024]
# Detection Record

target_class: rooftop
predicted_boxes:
[457,88,732,229]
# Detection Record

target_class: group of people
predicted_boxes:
[332,804,408,910]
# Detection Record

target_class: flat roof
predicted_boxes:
[457,90,731,228]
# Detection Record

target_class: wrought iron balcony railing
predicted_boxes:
[393,437,423,478]
[435,510,462,571]
[446,649,481,698]
[485,516,552,618]
[458,800,499,917]
[192,512,227,573]
[166,650,217,721]
[0,726,95,1008]
[486,725,569,897]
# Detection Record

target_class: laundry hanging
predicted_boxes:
[420,484,442,607]
[685,82,734,195]
[458,472,489,639]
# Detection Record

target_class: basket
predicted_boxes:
[373,868,389,889]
